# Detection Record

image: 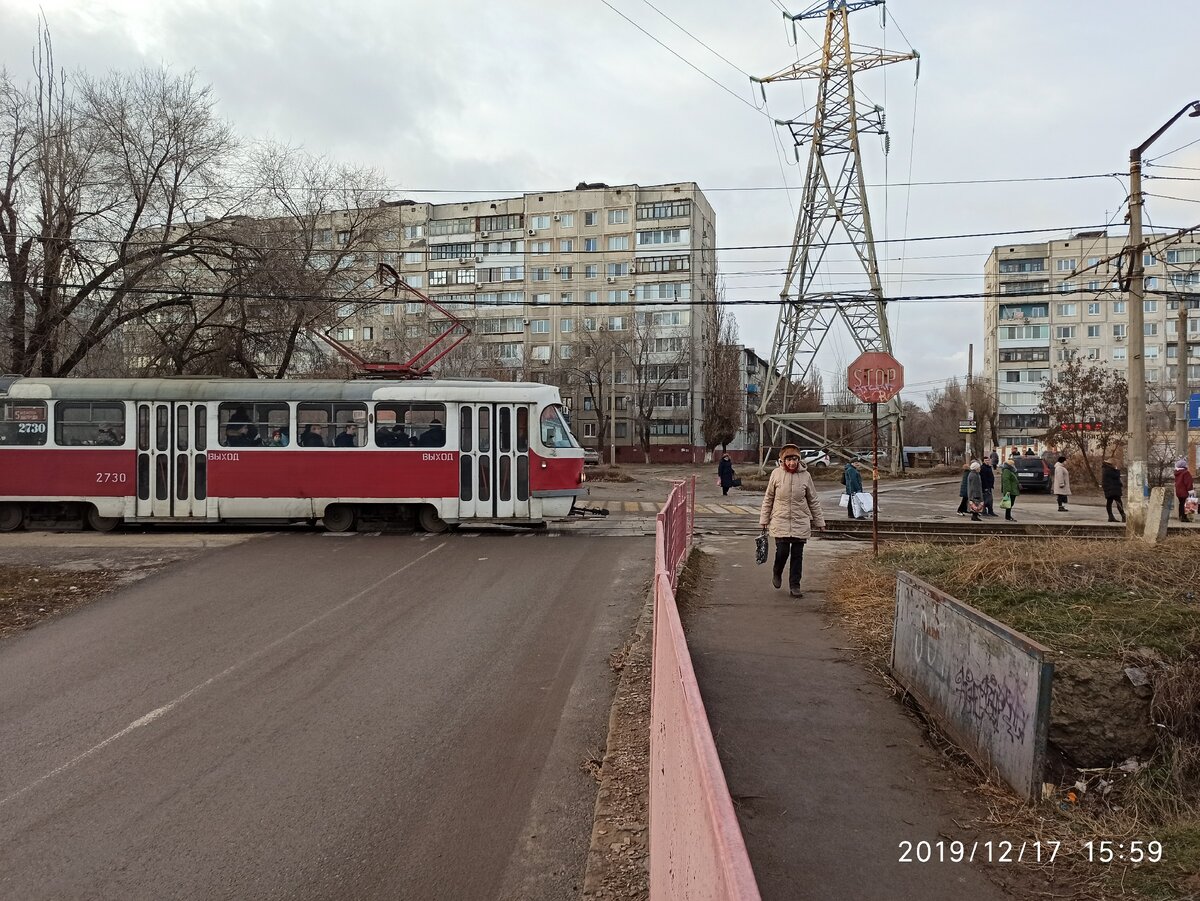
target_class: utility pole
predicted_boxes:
[965,343,974,459]
[610,349,617,465]
[1126,101,1200,537]
[1177,300,1190,465]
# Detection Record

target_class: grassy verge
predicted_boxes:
[829,537,1200,900]
[0,564,121,639]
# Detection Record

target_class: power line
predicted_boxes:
[637,0,752,79]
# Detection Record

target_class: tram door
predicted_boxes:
[136,402,210,519]
[458,403,531,520]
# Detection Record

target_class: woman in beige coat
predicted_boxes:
[759,444,826,598]
[1053,455,1072,512]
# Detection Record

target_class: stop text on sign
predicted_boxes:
[847,351,904,404]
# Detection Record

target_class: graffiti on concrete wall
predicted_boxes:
[953,665,1030,744]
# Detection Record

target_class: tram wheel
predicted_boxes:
[85,507,122,532]
[0,502,25,532]
[322,504,358,533]
[417,505,449,534]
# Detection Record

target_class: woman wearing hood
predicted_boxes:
[1000,456,1020,522]
[718,453,736,496]
[966,460,985,522]
[759,444,826,598]
[1174,458,1194,523]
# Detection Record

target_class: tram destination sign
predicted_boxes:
[848,352,904,405]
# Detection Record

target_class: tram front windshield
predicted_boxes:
[539,405,577,449]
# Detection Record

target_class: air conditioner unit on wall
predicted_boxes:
[528,229,537,236]
[553,214,561,222]
[607,277,615,284]
[480,232,489,239]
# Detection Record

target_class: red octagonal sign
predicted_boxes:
[848,351,904,404]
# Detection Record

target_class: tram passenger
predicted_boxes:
[267,429,287,447]
[418,417,445,447]
[335,424,358,447]
[228,407,262,446]
[377,424,408,447]
[299,424,325,447]
[96,426,121,446]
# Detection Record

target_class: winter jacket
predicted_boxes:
[1101,463,1123,499]
[844,463,863,495]
[1175,468,1194,498]
[959,469,971,498]
[1052,461,1072,496]
[967,471,984,505]
[759,464,826,539]
[718,458,735,489]
[980,463,995,491]
[1000,463,1020,497]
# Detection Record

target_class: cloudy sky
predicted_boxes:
[3,0,1199,400]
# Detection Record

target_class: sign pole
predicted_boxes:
[872,401,879,557]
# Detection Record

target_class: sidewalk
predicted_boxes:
[681,535,1018,901]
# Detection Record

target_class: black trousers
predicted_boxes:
[1178,496,1190,521]
[1057,494,1068,508]
[773,538,806,589]
[956,496,968,514]
[983,487,994,515]
[1106,495,1125,520]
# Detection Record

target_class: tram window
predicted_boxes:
[297,402,367,448]
[499,407,512,454]
[137,453,150,500]
[0,400,48,446]
[218,403,289,448]
[516,408,529,453]
[138,405,150,451]
[460,407,473,452]
[478,407,491,452]
[460,455,472,501]
[375,402,447,448]
[176,454,188,500]
[53,402,124,447]
[195,455,207,500]
[155,454,168,501]
[478,455,491,502]
[499,455,512,501]
[195,406,207,452]
[539,404,576,449]
[517,455,529,501]
[176,405,189,452]
[155,406,168,452]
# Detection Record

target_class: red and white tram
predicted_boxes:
[0,376,586,533]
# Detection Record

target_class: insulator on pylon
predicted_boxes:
[883,134,891,155]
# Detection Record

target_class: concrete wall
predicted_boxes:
[890,571,1053,800]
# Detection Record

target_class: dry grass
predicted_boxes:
[587,465,635,483]
[828,538,1200,900]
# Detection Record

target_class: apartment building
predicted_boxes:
[327,182,718,460]
[984,230,1200,447]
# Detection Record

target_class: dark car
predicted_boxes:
[1011,455,1051,491]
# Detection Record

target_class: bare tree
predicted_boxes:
[0,25,242,376]
[620,311,692,463]
[701,302,741,456]
[1037,355,1128,486]
[564,318,620,460]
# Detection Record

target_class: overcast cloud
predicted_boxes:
[3,0,1198,400]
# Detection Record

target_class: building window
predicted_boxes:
[560,292,573,305]
[532,267,551,281]
[1054,326,1077,339]
[561,318,573,332]
[637,255,690,274]
[1113,347,1127,361]
[1144,299,1158,313]
[1087,325,1101,338]
[530,240,550,255]
[559,265,573,281]
[558,213,574,228]
[584,264,599,278]
[362,327,374,340]
[402,251,423,264]
[584,210,599,226]
[532,292,550,305]
[608,209,629,225]
[1146,323,1158,336]
[607,235,630,251]
[430,242,473,261]
[1056,258,1077,271]
[606,263,630,277]
[531,345,551,361]
[998,258,1045,273]
[1113,300,1126,313]
[334,327,355,341]
[454,269,474,285]
[636,228,689,246]
[479,214,522,232]
[403,224,425,240]
[559,344,573,359]
[1113,324,1127,338]
[583,238,598,252]
[530,215,550,230]
[336,230,350,246]
[429,219,472,237]
[559,239,573,253]
[585,291,599,304]
[607,316,626,331]
[530,319,550,334]
[615,422,628,438]
[1059,281,1076,294]
[637,200,691,220]
[1087,302,1101,315]
[1056,303,1077,316]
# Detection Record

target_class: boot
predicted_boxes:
[1108,516,1118,523]
[970,513,981,522]
[772,570,782,590]
[789,588,804,598]
[1005,511,1014,521]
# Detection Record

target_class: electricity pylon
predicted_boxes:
[754,0,917,468]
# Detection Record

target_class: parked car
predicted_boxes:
[800,449,830,468]
[582,448,601,466]
[1011,455,1051,491]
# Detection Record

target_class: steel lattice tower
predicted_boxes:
[754,0,917,460]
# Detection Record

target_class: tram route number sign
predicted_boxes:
[848,352,904,405]
[959,421,977,434]
[11,405,45,421]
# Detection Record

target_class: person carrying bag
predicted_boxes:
[759,444,826,598]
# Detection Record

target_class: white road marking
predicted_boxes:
[0,542,447,808]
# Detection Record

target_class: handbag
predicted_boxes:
[755,532,769,565]
[968,500,985,514]
[1000,492,1013,510]
[732,478,742,488]
[853,491,874,516]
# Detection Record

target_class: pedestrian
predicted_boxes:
[1053,455,1072,512]
[842,458,864,519]
[718,453,736,496]
[980,458,997,516]
[989,448,1000,468]
[956,459,974,516]
[759,443,825,599]
[1000,456,1020,521]
[1024,447,1036,456]
[966,461,985,522]
[1174,458,1194,523]
[1102,460,1126,523]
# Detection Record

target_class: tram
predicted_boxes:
[0,376,586,533]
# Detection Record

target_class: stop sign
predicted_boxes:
[848,351,904,404]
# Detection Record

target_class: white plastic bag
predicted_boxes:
[852,491,873,518]
[837,494,849,508]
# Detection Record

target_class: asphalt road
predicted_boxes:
[0,531,651,900]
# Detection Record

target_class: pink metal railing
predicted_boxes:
[649,477,760,900]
